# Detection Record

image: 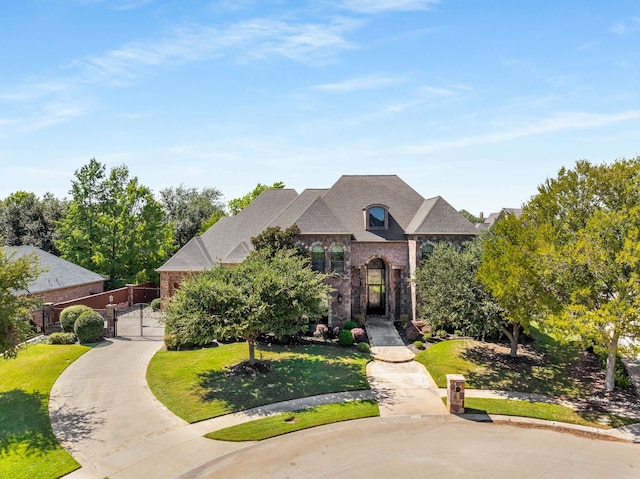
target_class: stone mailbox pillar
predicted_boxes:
[105,304,117,338]
[446,374,466,414]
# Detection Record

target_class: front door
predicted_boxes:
[366,258,386,315]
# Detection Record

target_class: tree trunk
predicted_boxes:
[604,330,620,392]
[248,339,256,365]
[501,323,521,357]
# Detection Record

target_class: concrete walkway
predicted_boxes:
[364,317,447,416]
[364,316,415,362]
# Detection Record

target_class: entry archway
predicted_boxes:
[366,258,386,315]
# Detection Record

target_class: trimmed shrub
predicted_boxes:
[47,332,76,345]
[342,320,356,331]
[338,329,354,347]
[60,305,93,333]
[356,342,371,353]
[413,340,425,350]
[436,329,448,339]
[164,333,179,351]
[351,327,368,343]
[74,310,105,343]
[150,298,162,311]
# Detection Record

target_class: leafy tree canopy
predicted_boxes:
[159,185,225,247]
[0,247,41,358]
[251,224,306,259]
[164,249,329,364]
[416,237,503,342]
[228,181,285,216]
[480,158,640,388]
[0,191,66,254]
[56,158,174,287]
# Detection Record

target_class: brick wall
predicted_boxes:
[33,281,104,305]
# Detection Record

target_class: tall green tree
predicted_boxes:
[524,158,640,391]
[0,246,41,358]
[159,185,225,247]
[56,159,173,287]
[164,249,329,364]
[416,238,503,342]
[0,192,66,254]
[477,215,550,357]
[228,181,285,216]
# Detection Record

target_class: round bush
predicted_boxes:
[356,342,370,353]
[351,327,368,343]
[413,340,425,350]
[150,298,162,311]
[343,320,356,331]
[47,332,76,345]
[60,305,93,333]
[338,329,354,347]
[74,310,105,343]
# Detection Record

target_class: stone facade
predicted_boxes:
[160,271,195,300]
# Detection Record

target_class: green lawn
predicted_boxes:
[447,397,636,429]
[416,327,591,398]
[0,344,91,479]
[206,400,379,441]
[147,342,371,423]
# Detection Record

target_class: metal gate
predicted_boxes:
[115,304,164,337]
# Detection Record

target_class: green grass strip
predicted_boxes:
[205,400,379,441]
[0,343,91,479]
[450,397,637,429]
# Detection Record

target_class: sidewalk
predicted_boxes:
[364,317,415,362]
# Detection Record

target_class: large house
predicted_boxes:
[157,175,477,325]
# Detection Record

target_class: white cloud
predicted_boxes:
[338,0,439,13]
[310,74,404,91]
[404,110,640,154]
[610,16,640,36]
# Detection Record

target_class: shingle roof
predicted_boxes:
[157,175,477,270]
[4,245,106,295]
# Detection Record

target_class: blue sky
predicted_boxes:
[2,1,639,216]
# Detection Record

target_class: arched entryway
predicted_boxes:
[366,258,387,315]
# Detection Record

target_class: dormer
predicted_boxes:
[364,204,389,231]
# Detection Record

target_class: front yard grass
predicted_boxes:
[147,342,370,423]
[206,400,379,441]
[416,327,593,398]
[419,326,639,429]
[0,344,91,479]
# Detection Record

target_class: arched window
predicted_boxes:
[365,204,389,230]
[311,245,325,272]
[330,245,344,275]
[421,242,434,261]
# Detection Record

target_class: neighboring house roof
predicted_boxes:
[476,208,523,230]
[4,245,106,295]
[157,175,478,271]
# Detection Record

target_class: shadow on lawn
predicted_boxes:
[0,389,58,457]
[197,353,368,412]
[461,343,583,398]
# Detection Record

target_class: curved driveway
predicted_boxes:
[50,337,640,479]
